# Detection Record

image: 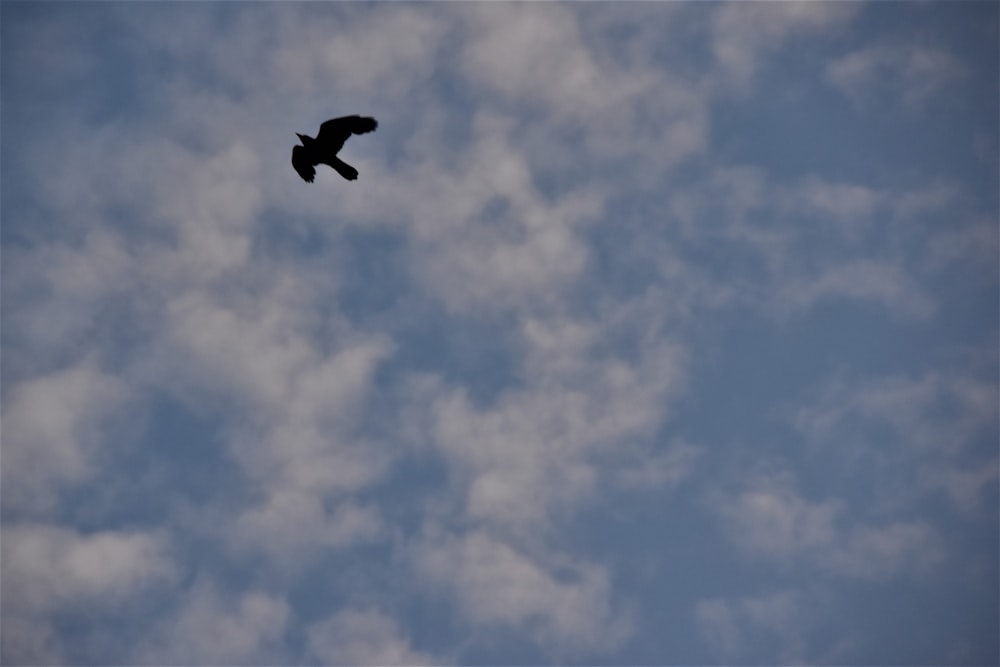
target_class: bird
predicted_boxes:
[292,115,378,183]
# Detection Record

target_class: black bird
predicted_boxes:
[292,115,378,183]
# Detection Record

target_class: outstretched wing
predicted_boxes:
[291,145,316,183]
[316,115,378,144]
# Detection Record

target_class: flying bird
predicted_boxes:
[292,115,378,183]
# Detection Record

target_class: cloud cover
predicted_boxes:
[2,3,996,665]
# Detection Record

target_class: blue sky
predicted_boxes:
[2,2,997,665]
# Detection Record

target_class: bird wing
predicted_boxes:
[291,145,316,182]
[316,115,378,144]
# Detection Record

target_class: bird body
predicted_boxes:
[292,115,378,183]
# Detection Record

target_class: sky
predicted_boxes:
[1,2,997,665]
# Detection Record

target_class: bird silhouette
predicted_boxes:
[292,115,378,183]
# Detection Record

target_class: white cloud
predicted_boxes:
[694,598,742,661]
[824,521,944,580]
[412,529,632,657]
[404,114,605,313]
[460,4,606,118]
[231,493,385,567]
[785,176,884,222]
[713,470,843,560]
[428,313,684,532]
[926,215,999,271]
[921,458,999,517]
[793,370,998,517]
[307,608,433,666]
[0,614,63,667]
[711,468,944,581]
[1,524,176,614]
[25,128,262,290]
[891,180,963,219]
[1,523,176,665]
[156,279,397,569]
[696,590,804,664]
[135,584,290,666]
[162,282,392,420]
[827,41,969,109]
[457,3,708,172]
[794,371,997,455]
[711,2,859,89]
[666,166,950,321]
[614,438,701,491]
[269,5,447,100]
[775,259,936,319]
[432,386,597,529]
[166,143,262,280]
[1,359,132,512]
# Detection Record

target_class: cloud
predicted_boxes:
[405,114,600,313]
[155,281,398,571]
[135,583,290,666]
[794,371,997,456]
[231,495,385,563]
[712,470,843,560]
[1,231,134,372]
[827,41,969,109]
[459,3,609,118]
[306,608,433,666]
[656,165,968,321]
[696,590,804,664]
[792,369,998,518]
[163,143,263,279]
[711,468,944,580]
[427,311,685,532]
[268,4,448,100]
[613,438,701,491]
[695,597,742,661]
[774,259,936,319]
[921,458,999,517]
[926,215,999,272]
[785,176,884,222]
[823,521,944,580]
[412,528,633,657]
[161,284,392,420]
[711,2,859,89]
[1,359,133,513]
[1,524,176,665]
[1,524,176,614]
[393,215,691,657]
[457,3,708,174]
[666,166,948,320]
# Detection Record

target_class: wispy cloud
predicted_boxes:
[827,41,969,110]
[307,608,434,666]
[2,524,176,665]
[696,590,805,664]
[711,2,859,90]
[135,583,290,666]
[710,467,944,581]
[792,369,998,519]
[2,359,133,513]
[412,528,633,658]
